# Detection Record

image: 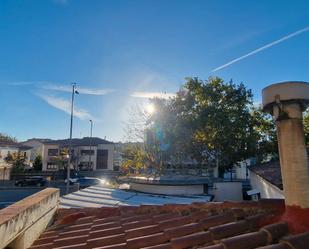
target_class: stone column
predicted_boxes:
[273,103,309,208]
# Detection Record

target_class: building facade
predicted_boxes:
[0,141,32,180]
[41,137,115,172]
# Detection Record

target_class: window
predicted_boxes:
[80,150,95,156]
[97,149,108,169]
[48,149,59,156]
[47,163,58,170]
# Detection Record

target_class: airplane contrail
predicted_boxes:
[211,26,309,72]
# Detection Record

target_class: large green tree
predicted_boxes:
[122,76,282,176]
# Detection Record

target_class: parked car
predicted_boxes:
[15,176,47,187]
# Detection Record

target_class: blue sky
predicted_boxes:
[0,0,308,142]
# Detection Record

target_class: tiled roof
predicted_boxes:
[28,199,309,249]
[249,161,283,190]
[43,137,114,146]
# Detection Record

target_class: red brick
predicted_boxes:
[171,231,213,249]
[221,231,268,249]
[127,232,168,249]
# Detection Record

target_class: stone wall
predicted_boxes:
[0,188,60,249]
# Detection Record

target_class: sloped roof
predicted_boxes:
[0,140,32,150]
[43,137,114,146]
[28,199,309,249]
[249,161,283,190]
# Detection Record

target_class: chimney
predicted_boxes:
[262,81,309,232]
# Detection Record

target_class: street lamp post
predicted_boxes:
[88,119,93,170]
[66,83,79,194]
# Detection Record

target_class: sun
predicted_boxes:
[145,103,155,114]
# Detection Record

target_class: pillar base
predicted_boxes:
[281,205,309,234]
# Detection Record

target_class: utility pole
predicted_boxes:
[88,119,93,170]
[66,83,79,194]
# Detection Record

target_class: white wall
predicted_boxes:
[250,171,284,199]
[130,183,204,195]
[212,182,243,202]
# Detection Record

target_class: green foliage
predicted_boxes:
[33,155,43,171]
[124,76,281,176]
[5,152,26,174]
[0,133,17,143]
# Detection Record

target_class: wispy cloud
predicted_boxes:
[131,91,176,99]
[44,84,113,95]
[39,94,93,120]
[211,26,309,72]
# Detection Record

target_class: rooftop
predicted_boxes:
[28,198,309,249]
[249,161,283,190]
[43,137,114,146]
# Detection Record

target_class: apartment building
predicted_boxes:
[41,137,115,171]
[0,141,32,180]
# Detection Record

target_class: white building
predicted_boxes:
[21,138,51,162]
[248,160,284,200]
[41,137,115,172]
[0,141,32,180]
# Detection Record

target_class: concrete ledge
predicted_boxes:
[0,188,60,249]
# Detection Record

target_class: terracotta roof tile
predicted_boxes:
[221,230,268,249]
[208,220,250,240]
[127,232,168,249]
[89,227,124,239]
[141,243,171,249]
[170,231,213,249]
[28,200,308,249]
[164,222,203,239]
[87,233,126,248]
[125,224,162,239]
[53,243,88,249]
[158,215,192,229]
[280,231,309,249]
[53,234,89,247]
[261,222,289,243]
[257,243,291,249]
